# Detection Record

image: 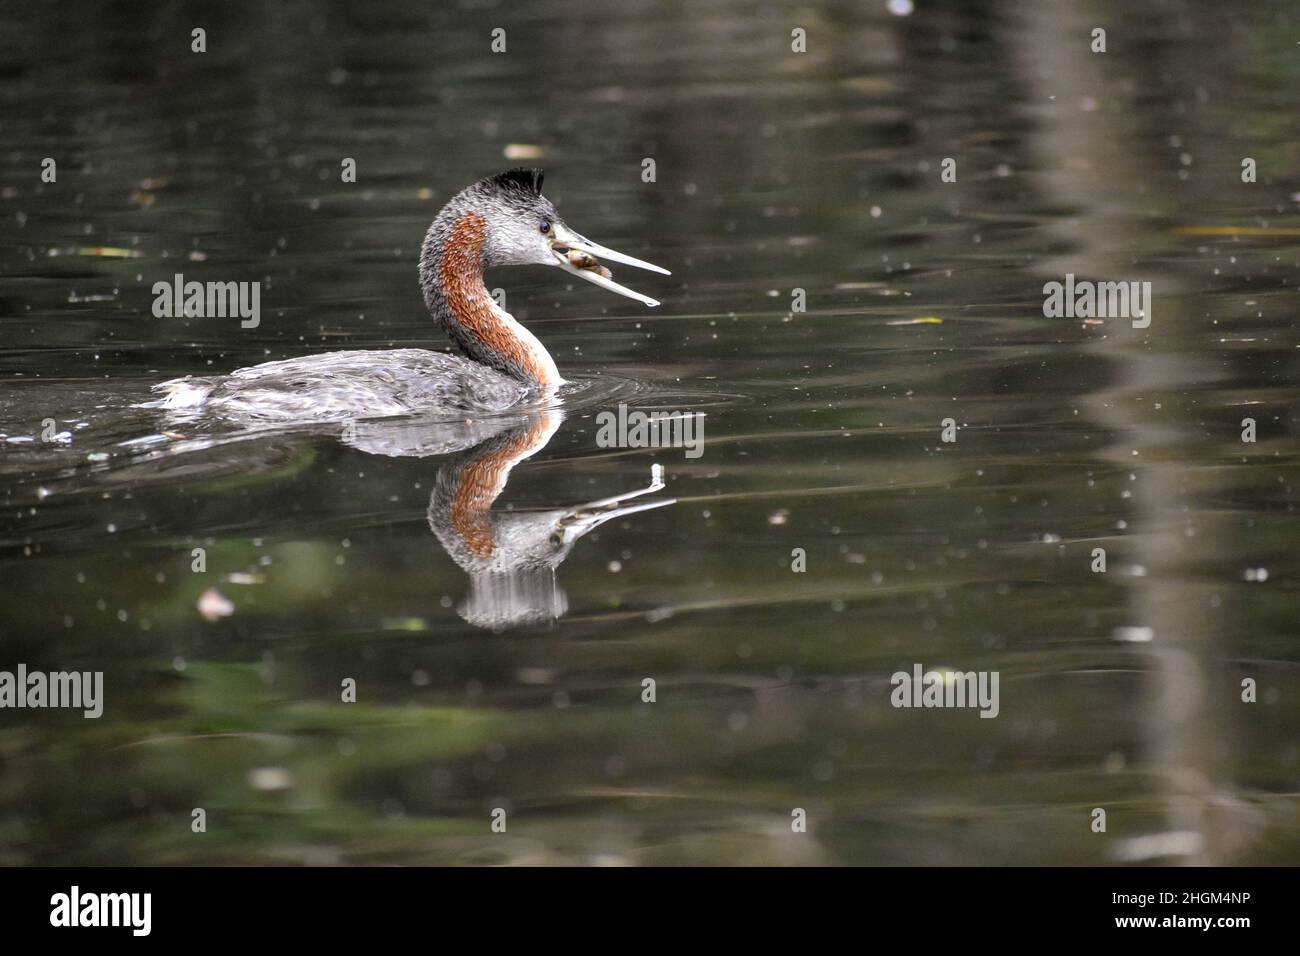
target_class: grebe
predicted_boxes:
[423,411,671,628]
[335,409,672,628]
[152,168,668,422]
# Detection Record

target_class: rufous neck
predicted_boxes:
[419,210,561,389]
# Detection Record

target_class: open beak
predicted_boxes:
[550,222,669,308]
[555,462,674,539]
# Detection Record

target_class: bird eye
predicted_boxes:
[539,221,551,235]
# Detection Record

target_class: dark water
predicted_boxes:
[1,0,1297,865]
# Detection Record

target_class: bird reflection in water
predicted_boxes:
[344,410,673,629]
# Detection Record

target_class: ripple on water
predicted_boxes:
[0,368,749,502]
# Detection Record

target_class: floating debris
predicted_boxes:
[1110,830,1204,862]
[197,587,235,622]
[1112,626,1154,643]
[224,572,265,585]
[247,767,293,791]
[1174,226,1300,237]
[504,143,546,160]
[47,246,144,259]
[886,316,943,326]
[381,617,428,631]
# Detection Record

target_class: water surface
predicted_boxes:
[0,0,1297,865]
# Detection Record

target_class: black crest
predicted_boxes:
[489,167,545,196]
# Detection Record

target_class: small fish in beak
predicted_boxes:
[550,222,669,308]
[564,248,610,277]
